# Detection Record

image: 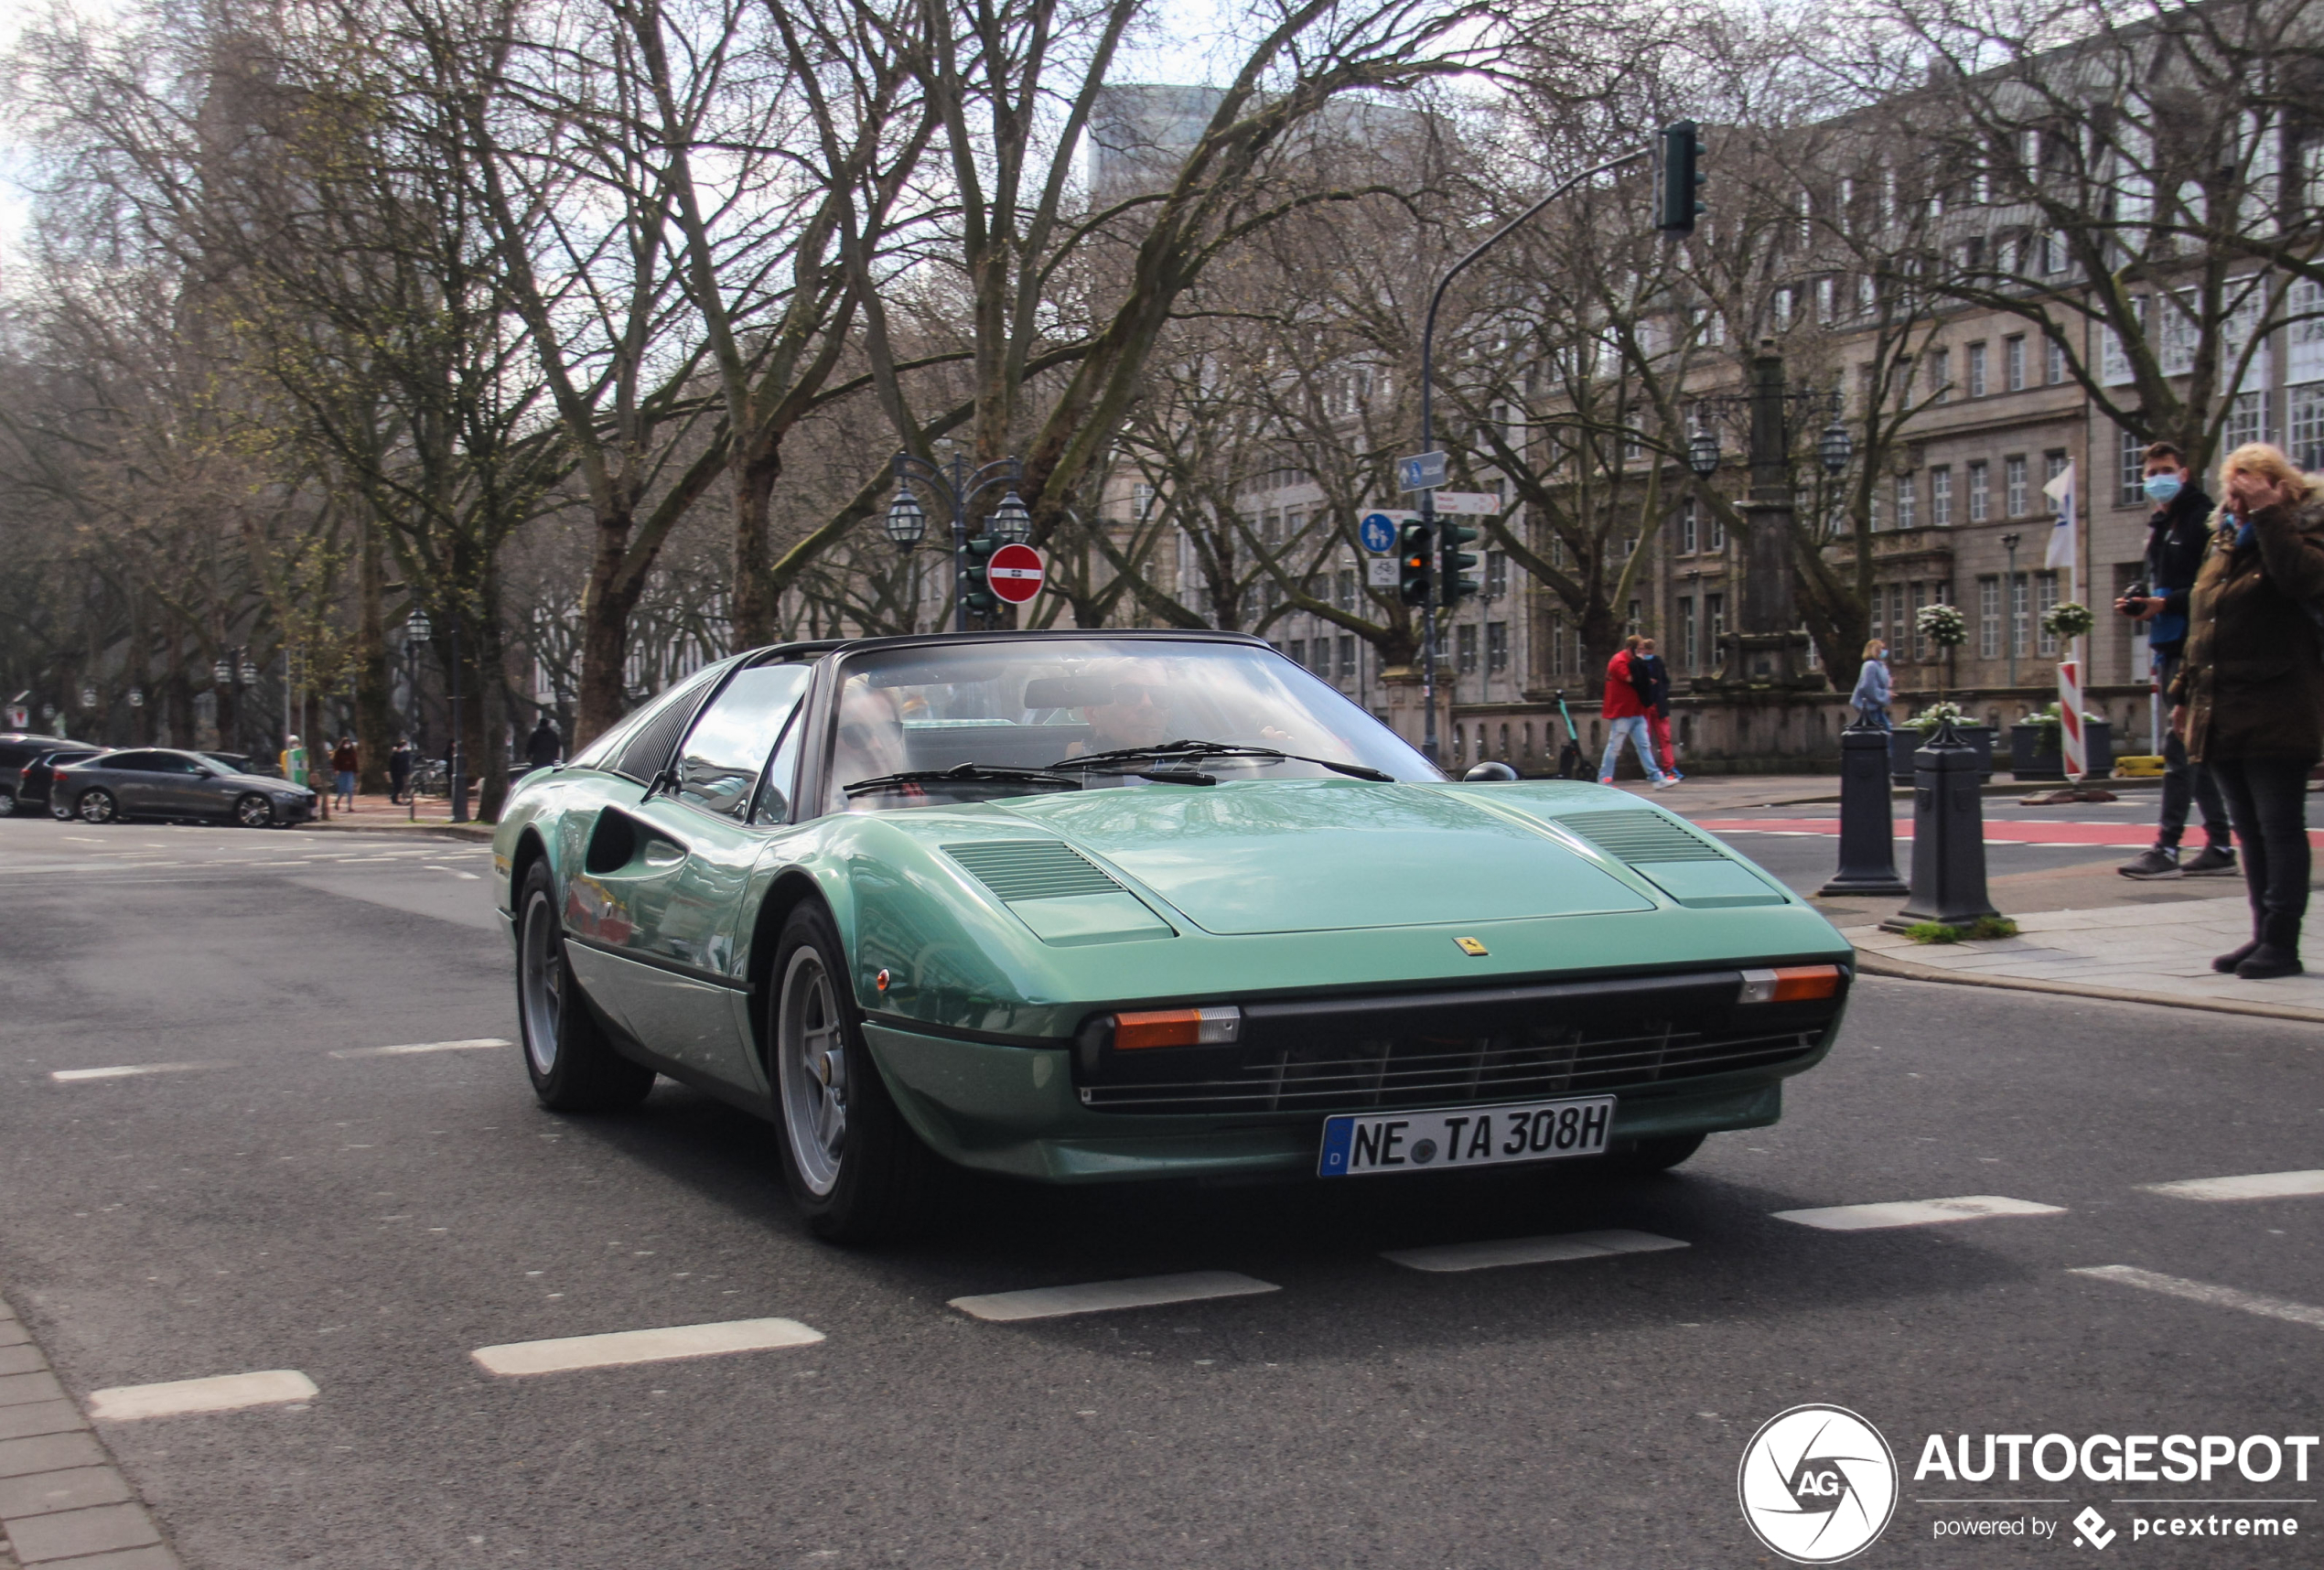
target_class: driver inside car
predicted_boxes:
[833,680,911,793]
[1073,660,1177,753]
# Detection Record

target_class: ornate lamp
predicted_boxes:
[884,485,927,550]
[1818,420,1855,476]
[988,490,1032,545]
[1686,431,1721,478]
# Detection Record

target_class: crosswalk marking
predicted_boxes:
[470,1317,823,1377]
[49,1062,231,1082]
[1773,1195,2065,1231]
[330,1038,511,1059]
[1383,1229,1689,1274]
[2071,1265,2324,1332]
[950,1272,1279,1323]
[88,1370,317,1421]
[2140,1170,2324,1203]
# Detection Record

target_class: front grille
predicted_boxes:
[1073,969,1839,1116]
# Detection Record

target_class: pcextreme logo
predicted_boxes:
[1738,1404,1901,1564]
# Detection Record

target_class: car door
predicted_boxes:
[577,661,814,1091]
[91,752,168,814]
[145,753,224,817]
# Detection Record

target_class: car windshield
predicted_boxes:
[829,637,1438,811]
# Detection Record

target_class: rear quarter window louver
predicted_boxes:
[942,840,1124,902]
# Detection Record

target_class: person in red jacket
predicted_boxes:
[1598,637,1674,788]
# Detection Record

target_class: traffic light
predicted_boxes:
[1656,121,1706,235]
[1438,519,1480,604]
[963,536,1000,617]
[1396,521,1435,606]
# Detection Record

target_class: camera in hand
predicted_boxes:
[2118,580,2149,614]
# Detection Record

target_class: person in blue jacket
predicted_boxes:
[1848,640,1891,728]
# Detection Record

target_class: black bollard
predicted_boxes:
[1819,723,1908,897]
[1881,716,2001,931]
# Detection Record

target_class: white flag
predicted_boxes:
[2042,460,2076,571]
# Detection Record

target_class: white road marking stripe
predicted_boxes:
[88,1370,317,1420]
[471,1317,823,1376]
[1383,1228,1689,1274]
[950,1271,1279,1323]
[1773,1195,2065,1231]
[329,1038,511,1059]
[50,1062,231,1082]
[2071,1265,2324,1331]
[2141,1169,2324,1203]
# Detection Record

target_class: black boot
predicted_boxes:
[2235,913,2304,980]
[2212,941,2261,973]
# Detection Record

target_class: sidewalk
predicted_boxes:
[1844,896,2324,1023]
[298,791,495,840]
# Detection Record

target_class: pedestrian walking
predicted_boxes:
[2170,442,2324,981]
[330,736,358,812]
[1634,637,1681,780]
[525,715,562,772]
[1848,640,1892,729]
[388,737,414,805]
[2115,441,2237,880]
[1598,636,1674,789]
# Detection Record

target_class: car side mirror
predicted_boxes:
[1462,761,1521,782]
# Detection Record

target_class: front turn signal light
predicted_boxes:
[1110,1005,1243,1049]
[1738,964,1843,1004]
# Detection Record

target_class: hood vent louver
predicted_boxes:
[1553,810,1727,866]
[942,840,1124,902]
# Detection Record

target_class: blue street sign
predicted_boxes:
[1359,513,1398,554]
[1398,450,1448,491]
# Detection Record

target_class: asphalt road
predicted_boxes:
[3,815,2320,1568]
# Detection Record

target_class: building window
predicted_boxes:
[1895,475,1917,530]
[1978,575,2002,659]
[1627,598,1642,635]
[1486,551,1509,597]
[1338,635,1356,683]
[2040,231,2066,274]
[2045,450,2068,491]
[2036,571,2060,655]
[1929,347,1951,402]
[1680,597,1697,673]
[1548,614,1568,676]
[1706,593,1727,650]
[1910,583,1929,661]
[2117,426,2145,507]
[2291,382,2324,469]
[1968,460,1990,522]
[2226,391,2268,451]
[1487,621,1509,672]
[1931,465,1953,527]
[1336,570,1356,611]
[1967,341,1988,396]
[1708,506,1726,553]
[2005,454,2028,515]
[1456,623,1479,674]
[2045,339,2066,384]
[2005,335,2026,391]
[1679,498,1697,554]
[2010,573,2030,658]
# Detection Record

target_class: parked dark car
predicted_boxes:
[0,735,105,815]
[48,748,317,828]
[16,747,112,816]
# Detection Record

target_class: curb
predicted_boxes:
[295,820,495,842]
[1851,945,2324,1025]
[0,1293,183,1570]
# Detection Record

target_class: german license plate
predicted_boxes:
[1317,1096,1616,1178]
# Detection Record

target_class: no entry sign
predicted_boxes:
[986,542,1046,604]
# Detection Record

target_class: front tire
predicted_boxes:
[515,861,655,1113]
[77,789,118,824]
[769,902,940,1242]
[234,793,276,829]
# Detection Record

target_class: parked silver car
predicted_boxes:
[48,748,317,828]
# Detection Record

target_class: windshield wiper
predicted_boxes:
[844,763,1082,797]
[1048,739,1394,783]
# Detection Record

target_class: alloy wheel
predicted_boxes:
[778,946,848,1196]
[519,887,564,1077]
[77,790,115,824]
[236,794,274,829]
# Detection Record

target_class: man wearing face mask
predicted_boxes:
[2114,441,2236,880]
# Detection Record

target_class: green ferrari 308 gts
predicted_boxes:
[492,629,1855,1240]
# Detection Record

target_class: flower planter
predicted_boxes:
[2009,720,2113,781]
[1889,725,1995,783]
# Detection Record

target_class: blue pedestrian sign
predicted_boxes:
[1359,513,1398,554]
[1398,450,1448,491]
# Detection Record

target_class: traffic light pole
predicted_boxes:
[891,452,1024,631]
[1415,145,1655,766]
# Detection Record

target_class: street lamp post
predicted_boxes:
[405,611,432,823]
[886,452,1030,633]
[2000,532,2022,691]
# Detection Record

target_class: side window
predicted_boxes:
[105,752,158,772]
[670,664,812,821]
[755,707,808,823]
